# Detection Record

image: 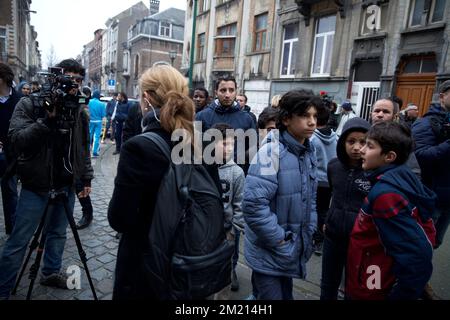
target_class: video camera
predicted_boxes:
[37,67,87,113]
[35,67,88,132]
[319,91,334,109]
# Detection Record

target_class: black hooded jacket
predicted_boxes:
[325,117,371,241]
[108,111,222,299]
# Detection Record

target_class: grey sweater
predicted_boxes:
[218,159,245,232]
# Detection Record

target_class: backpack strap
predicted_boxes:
[141,131,192,207]
[141,132,171,161]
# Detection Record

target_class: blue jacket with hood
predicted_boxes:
[195,99,256,131]
[88,90,106,122]
[412,103,450,207]
[243,130,317,279]
[346,164,436,300]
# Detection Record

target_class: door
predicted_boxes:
[395,55,437,117]
[351,82,380,121]
[396,76,435,117]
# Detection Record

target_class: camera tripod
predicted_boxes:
[11,189,98,300]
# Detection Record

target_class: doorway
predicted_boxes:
[396,55,437,117]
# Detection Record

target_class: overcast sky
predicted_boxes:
[30,0,187,68]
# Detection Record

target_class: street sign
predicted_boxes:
[108,79,116,91]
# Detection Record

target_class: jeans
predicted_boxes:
[313,186,332,244]
[105,116,115,140]
[232,227,240,271]
[252,272,293,300]
[75,180,92,218]
[433,205,450,248]
[0,187,75,298]
[320,234,348,300]
[89,121,103,155]
[0,153,18,235]
[115,120,124,152]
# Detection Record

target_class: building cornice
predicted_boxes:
[128,34,184,44]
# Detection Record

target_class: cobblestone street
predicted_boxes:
[1,140,449,300]
[0,142,119,300]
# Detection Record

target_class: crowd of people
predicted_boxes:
[0,59,449,301]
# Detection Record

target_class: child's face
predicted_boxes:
[216,137,235,163]
[258,120,277,140]
[283,106,317,144]
[360,138,388,171]
[345,131,367,164]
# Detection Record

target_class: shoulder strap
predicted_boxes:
[141,132,171,161]
[141,131,193,205]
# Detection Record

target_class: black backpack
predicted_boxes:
[141,132,234,300]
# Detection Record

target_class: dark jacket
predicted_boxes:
[123,102,143,143]
[195,99,256,131]
[114,100,130,123]
[242,105,257,126]
[412,103,450,206]
[106,99,117,117]
[0,88,21,160]
[325,117,371,241]
[346,164,436,300]
[8,95,93,192]
[108,112,221,300]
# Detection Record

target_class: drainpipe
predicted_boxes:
[189,0,198,92]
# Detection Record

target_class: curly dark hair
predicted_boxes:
[56,59,86,77]
[0,62,15,87]
[278,89,323,131]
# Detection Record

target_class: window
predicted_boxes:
[402,56,437,74]
[253,13,268,52]
[159,21,171,37]
[134,55,140,79]
[280,24,298,77]
[197,33,206,61]
[0,27,6,58]
[215,23,237,57]
[311,15,336,76]
[199,0,209,13]
[217,0,232,5]
[123,51,130,75]
[409,0,446,27]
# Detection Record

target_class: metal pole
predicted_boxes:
[188,0,198,92]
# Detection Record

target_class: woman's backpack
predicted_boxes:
[141,132,234,300]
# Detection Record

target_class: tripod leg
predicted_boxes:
[62,196,98,300]
[26,232,47,300]
[12,200,51,296]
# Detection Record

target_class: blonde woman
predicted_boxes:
[107,65,221,299]
[271,94,282,108]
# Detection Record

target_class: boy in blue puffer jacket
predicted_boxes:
[242,89,319,300]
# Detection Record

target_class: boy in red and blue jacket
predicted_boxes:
[346,122,436,300]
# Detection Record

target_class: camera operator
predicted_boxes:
[412,80,450,250]
[0,59,93,299]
